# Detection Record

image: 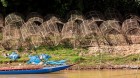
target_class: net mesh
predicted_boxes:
[1,11,140,49]
[122,18,140,44]
[41,16,63,45]
[100,20,126,45]
[85,11,105,21]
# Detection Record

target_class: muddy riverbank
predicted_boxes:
[68,65,140,70]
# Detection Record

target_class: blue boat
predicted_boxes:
[0,64,73,74]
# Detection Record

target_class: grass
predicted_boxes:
[0,45,140,67]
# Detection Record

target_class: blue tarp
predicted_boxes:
[46,60,66,65]
[27,55,41,65]
[8,52,20,61]
[27,54,67,65]
[39,54,51,61]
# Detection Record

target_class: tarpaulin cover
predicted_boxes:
[27,54,66,65]
[46,60,66,65]
[27,55,41,65]
[8,52,20,61]
[39,54,51,61]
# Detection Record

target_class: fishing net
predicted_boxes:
[61,11,87,48]
[26,12,44,22]
[21,13,44,47]
[4,13,24,40]
[122,18,140,44]
[2,13,25,49]
[62,10,85,39]
[84,11,105,46]
[78,20,102,47]
[5,13,24,26]
[0,14,4,41]
[0,13,4,28]
[85,11,105,22]
[66,10,83,22]
[100,20,126,45]
[41,16,63,46]
[62,10,101,47]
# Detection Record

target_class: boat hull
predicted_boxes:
[0,65,71,74]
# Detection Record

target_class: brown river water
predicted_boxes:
[1,70,140,78]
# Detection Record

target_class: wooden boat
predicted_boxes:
[0,64,73,74]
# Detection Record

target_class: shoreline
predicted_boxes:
[67,65,140,70]
[1,47,140,71]
[1,62,140,70]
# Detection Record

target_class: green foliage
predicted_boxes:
[0,0,140,17]
[36,44,73,51]
[71,56,85,63]
[17,47,24,52]
[113,54,140,64]
[1,0,7,7]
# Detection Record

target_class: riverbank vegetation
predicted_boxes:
[0,45,140,69]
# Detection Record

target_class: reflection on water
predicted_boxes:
[1,70,140,78]
[0,72,67,78]
[64,70,140,78]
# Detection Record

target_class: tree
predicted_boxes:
[1,0,7,7]
[0,0,140,17]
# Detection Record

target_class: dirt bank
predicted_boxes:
[68,65,140,70]
[88,44,140,56]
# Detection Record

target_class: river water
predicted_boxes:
[1,70,140,78]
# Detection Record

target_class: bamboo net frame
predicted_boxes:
[21,13,44,47]
[85,11,105,22]
[122,18,140,44]
[40,16,63,46]
[100,20,126,45]
[3,13,25,49]
[1,11,140,49]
